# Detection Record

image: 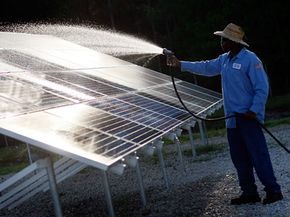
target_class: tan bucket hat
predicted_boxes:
[214,23,249,47]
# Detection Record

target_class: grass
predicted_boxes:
[264,116,290,127]
[183,143,226,157]
[0,163,29,176]
[0,144,29,176]
[266,93,290,111]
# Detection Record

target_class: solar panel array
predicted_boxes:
[0,32,222,170]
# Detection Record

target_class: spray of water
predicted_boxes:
[0,23,163,58]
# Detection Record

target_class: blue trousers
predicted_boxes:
[227,117,281,195]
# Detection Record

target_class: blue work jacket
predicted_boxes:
[181,48,269,128]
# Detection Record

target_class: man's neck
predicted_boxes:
[229,46,243,59]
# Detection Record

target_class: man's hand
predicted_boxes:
[244,111,257,120]
[167,55,181,68]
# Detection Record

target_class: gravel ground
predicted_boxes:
[1,125,290,217]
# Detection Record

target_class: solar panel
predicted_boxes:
[0,32,222,171]
[0,31,224,216]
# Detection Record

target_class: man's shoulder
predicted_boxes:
[242,49,261,62]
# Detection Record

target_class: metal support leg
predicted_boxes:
[26,143,33,164]
[187,128,196,157]
[202,120,208,145]
[174,136,186,172]
[4,136,8,147]
[124,155,146,206]
[102,171,115,217]
[46,157,63,217]
[135,157,146,206]
[156,142,169,189]
[198,120,207,146]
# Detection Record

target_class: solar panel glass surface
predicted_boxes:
[0,32,222,170]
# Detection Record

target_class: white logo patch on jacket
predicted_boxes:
[233,63,241,69]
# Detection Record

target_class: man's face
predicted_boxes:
[220,37,232,52]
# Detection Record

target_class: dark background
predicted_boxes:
[1,0,290,95]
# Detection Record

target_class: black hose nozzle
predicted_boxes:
[162,48,174,56]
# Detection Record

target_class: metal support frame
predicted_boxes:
[135,157,146,206]
[4,136,8,147]
[124,155,146,206]
[187,127,196,157]
[155,140,169,189]
[197,120,208,146]
[26,143,33,165]
[45,157,63,217]
[182,123,196,158]
[0,155,86,214]
[164,131,185,171]
[174,135,186,172]
[102,170,115,217]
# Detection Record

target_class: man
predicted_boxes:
[167,23,283,205]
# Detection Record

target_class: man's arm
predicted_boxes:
[248,59,269,115]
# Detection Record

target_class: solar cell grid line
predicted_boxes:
[144,87,210,111]
[119,112,179,132]
[0,49,66,72]
[93,66,170,87]
[0,75,74,115]
[88,66,171,90]
[85,137,126,156]
[140,90,205,113]
[106,125,159,145]
[103,141,141,158]
[100,121,136,136]
[102,93,188,123]
[4,73,82,104]
[98,119,136,133]
[0,98,29,119]
[9,73,95,102]
[105,122,144,136]
[41,74,104,99]
[80,115,127,131]
[46,99,181,150]
[81,99,181,131]
[82,107,180,134]
[0,77,66,106]
[93,118,129,131]
[122,127,162,144]
[151,85,215,106]
[0,112,129,169]
[43,71,128,97]
[152,86,214,108]
[138,92,189,110]
[45,105,163,147]
[162,83,219,104]
[128,65,174,82]
[176,82,222,102]
[65,71,134,94]
[75,71,134,92]
[70,131,139,159]
[130,112,180,129]
[50,69,199,121]
[106,108,181,132]
[89,98,185,131]
[90,98,154,118]
[180,81,222,98]
[72,131,106,148]
[118,94,190,121]
[124,66,172,85]
[38,111,143,160]
[60,100,182,134]
[50,118,158,158]
[196,99,224,116]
